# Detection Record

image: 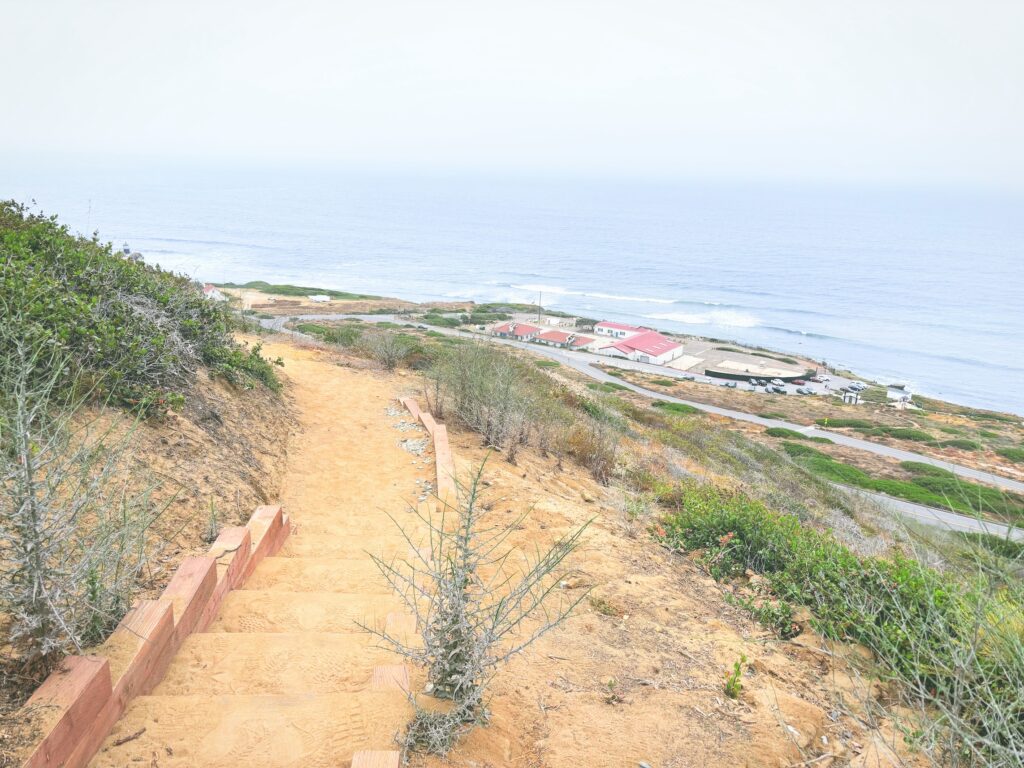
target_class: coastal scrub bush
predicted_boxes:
[898,461,954,477]
[365,462,589,755]
[783,442,1024,520]
[216,280,379,300]
[652,401,699,415]
[815,418,874,429]
[421,311,460,328]
[954,532,1024,562]
[764,427,832,443]
[997,447,1024,463]
[360,330,414,371]
[0,337,163,684]
[655,482,1024,767]
[865,426,935,442]
[0,201,279,410]
[939,438,982,451]
[425,343,619,480]
[294,322,363,347]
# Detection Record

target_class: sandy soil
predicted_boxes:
[89,337,917,768]
[412,431,917,768]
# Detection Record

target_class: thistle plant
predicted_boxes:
[364,459,589,754]
[0,334,162,684]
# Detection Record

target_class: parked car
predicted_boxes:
[771,378,784,386]
[724,381,737,388]
[772,385,787,394]
[796,387,812,395]
[809,376,824,383]
[749,378,759,386]
[758,379,768,386]
[792,379,807,386]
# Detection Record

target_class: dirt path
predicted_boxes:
[90,343,427,767]
[87,338,916,768]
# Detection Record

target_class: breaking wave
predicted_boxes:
[647,310,762,328]
[510,283,675,304]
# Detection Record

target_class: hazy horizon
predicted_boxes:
[3,1,1023,189]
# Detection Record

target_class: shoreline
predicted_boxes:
[221,280,1022,421]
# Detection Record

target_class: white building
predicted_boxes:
[595,329,684,365]
[202,283,228,302]
[593,321,648,340]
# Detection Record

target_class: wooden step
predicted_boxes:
[244,557,396,594]
[206,591,404,634]
[279,533,413,559]
[352,750,401,768]
[155,633,396,695]
[88,691,410,767]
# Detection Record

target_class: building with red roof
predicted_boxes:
[533,330,598,349]
[492,322,541,340]
[596,329,683,365]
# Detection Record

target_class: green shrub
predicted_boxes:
[535,360,560,368]
[216,280,379,300]
[465,311,510,324]
[649,378,676,386]
[656,483,1024,766]
[780,442,827,459]
[0,201,279,409]
[588,381,628,393]
[785,443,1024,520]
[764,427,832,443]
[727,594,800,638]
[652,401,699,415]
[295,322,363,347]
[997,447,1024,463]
[899,461,955,478]
[422,314,461,328]
[865,426,935,442]
[939,438,982,451]
[815,418,875,429]
[955,532,1024,561]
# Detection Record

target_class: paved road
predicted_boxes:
[262,313,1023,539]
[837,485,1023,540]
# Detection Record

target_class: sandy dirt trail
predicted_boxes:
[90,344,426,767]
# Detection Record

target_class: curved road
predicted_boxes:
[262,313,1023,540]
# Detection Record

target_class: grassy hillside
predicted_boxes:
[217,280,381,300]
[1,201,280,410]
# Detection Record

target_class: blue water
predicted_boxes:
[4,166,1023,414]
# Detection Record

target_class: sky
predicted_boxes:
[2,0,1023,187]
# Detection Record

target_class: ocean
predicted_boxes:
[4,166,1023,415]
